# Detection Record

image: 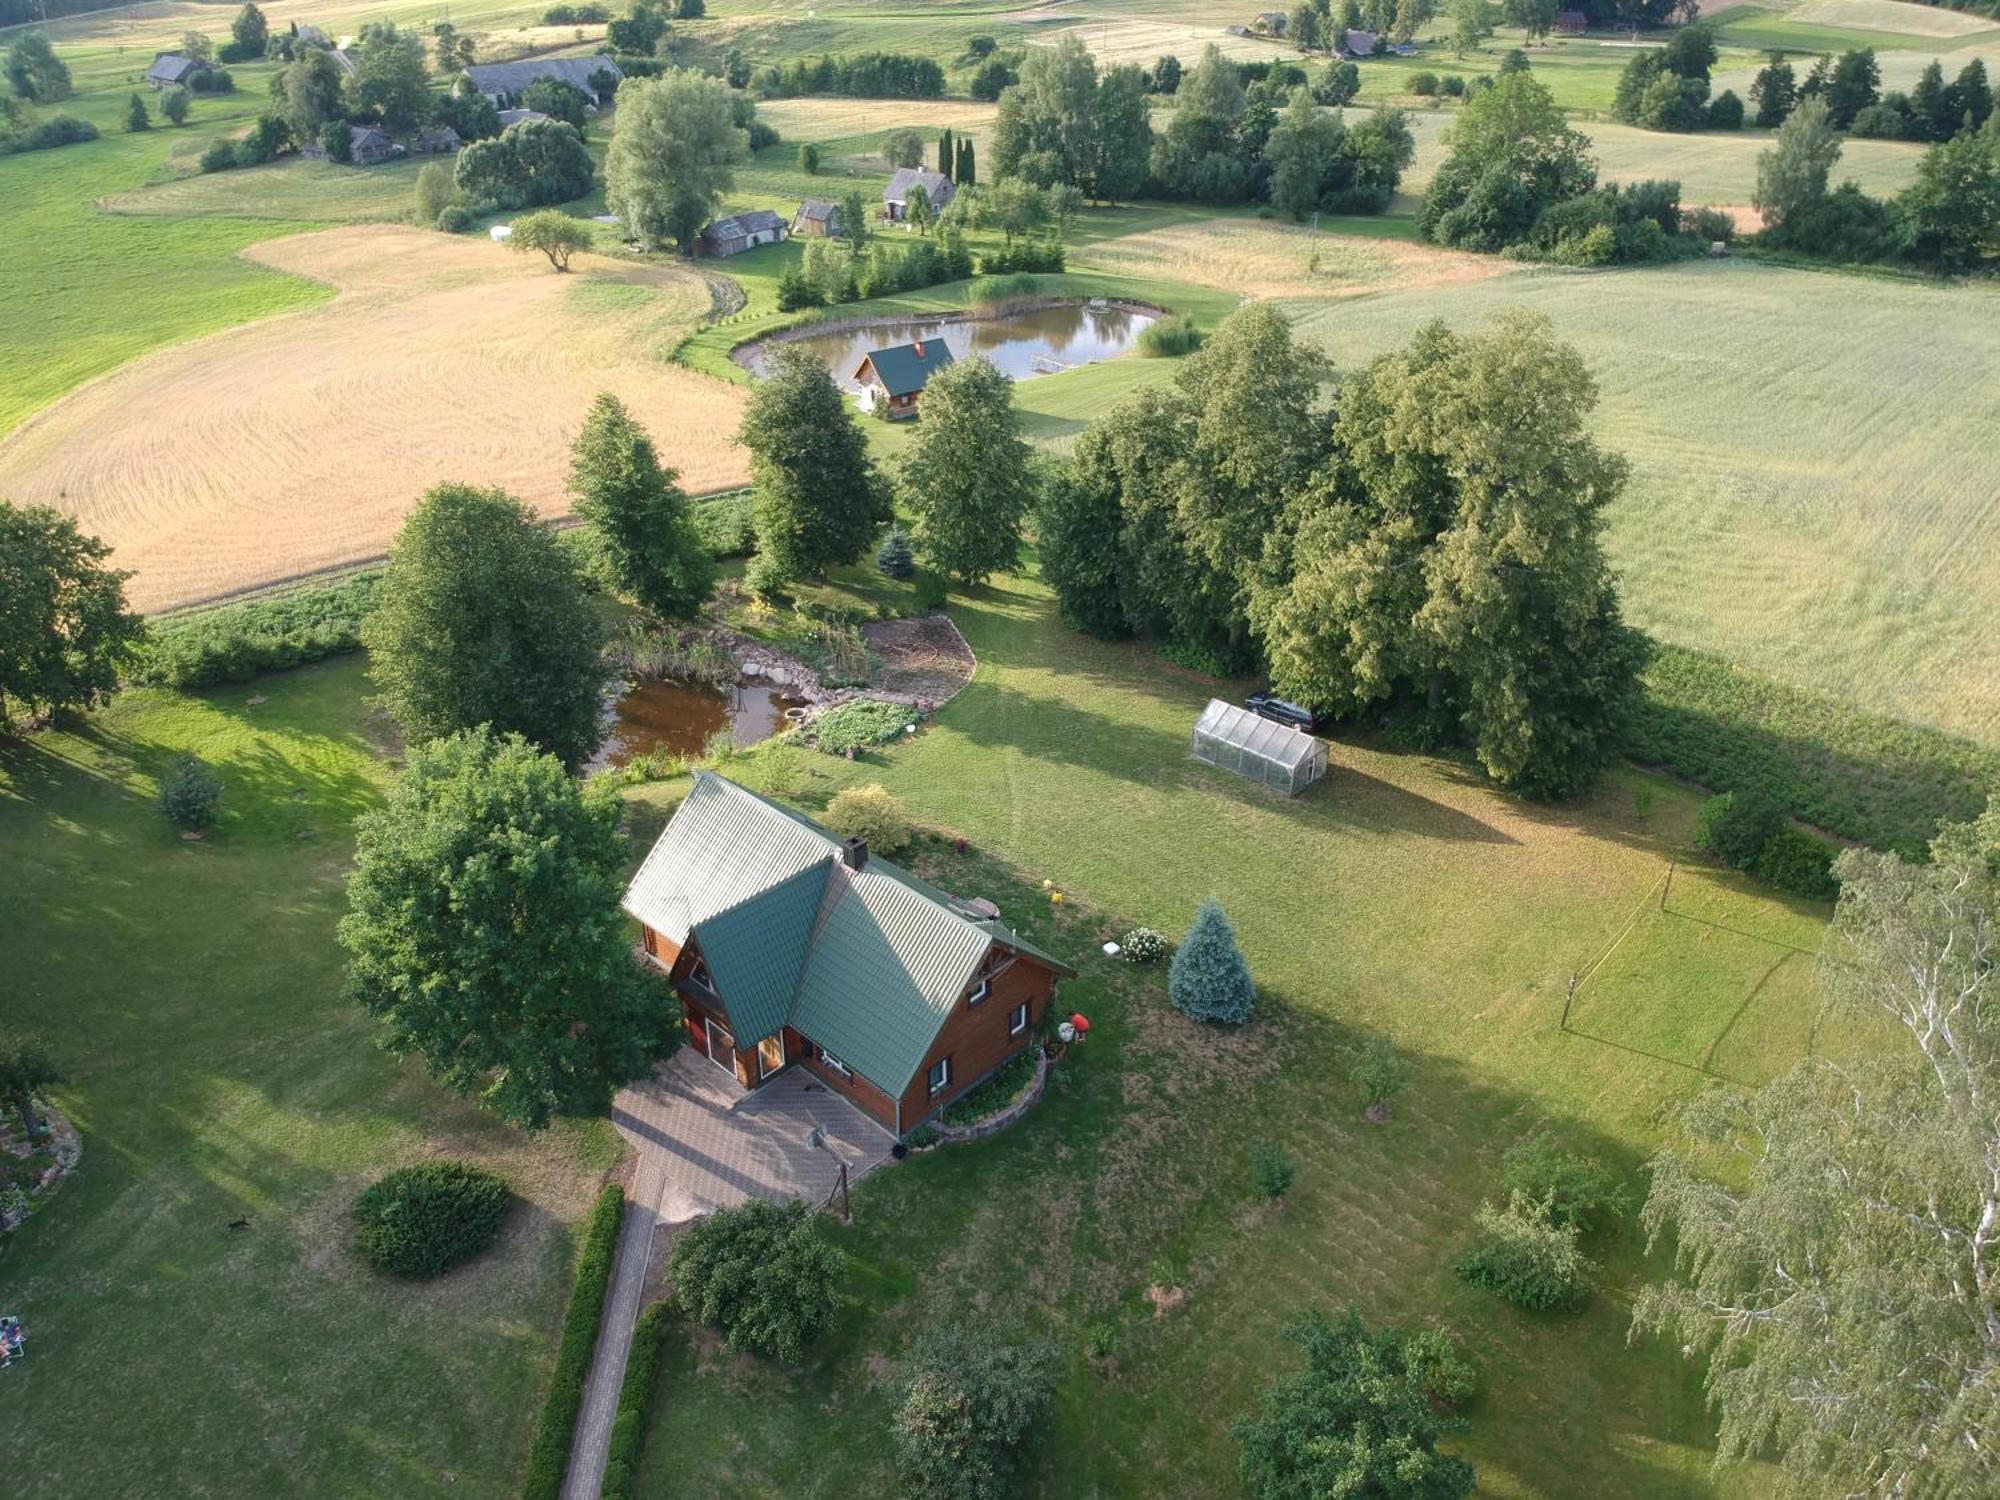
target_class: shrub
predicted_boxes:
[797,141,820,173]
[1351,1036,1406,1111]
[161,86,191,125]
[1684,204,1735,243]
[745,551,792,601]
[601,1302,672,1500]
[1440,74,1466,97]
[876,524,916,580]
[976,237,1065,275]
[1168,897,1255,1025]
[353,1160,511,1278]
[942,1048,1038,1126]
[893,1325,1059,1500]
[1250,1144,1297,1199]
[155,753,223,831]
[1137,314,1203,357]
[692,491,756,558]
[1455,1193,1593,1310]
[811,700,917,757]
[1695,789,1784,870]
[1403,1327,1478,1408]
[973,272,1039,307]
[823,782,912,852]
[199,136,240,172]
[670,1198,843,1361]
[1498,1137,1627,1234]
[1753,823,1840,900]
[5,113,100,154]
[1410,71,1440,96]
[1119,927,1169,964]
[522,1184,625,1500]
[132,572,381,688]
[911,569,948,613]
[1707,88,1744,129]
[435,203,474,232]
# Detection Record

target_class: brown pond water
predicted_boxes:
[738,300,1159,394]
[598,678,807,766]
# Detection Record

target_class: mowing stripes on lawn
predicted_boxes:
[602,1302,675,1500]
[523,1184,626,1500]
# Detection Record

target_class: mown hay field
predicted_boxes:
[754,97,999,145]
[0,226,748,612]
[1788,0,2000,38]
[104,156,429,223]
[1030,14,1295,68]
[1283,260,2000,748]
[1075,216,1514,299]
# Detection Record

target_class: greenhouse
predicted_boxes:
[1189,698,1329,796]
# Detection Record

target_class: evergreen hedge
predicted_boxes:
[600,1301,673,1500]
[353,1160,511,1278]
[522,1184,626,1500]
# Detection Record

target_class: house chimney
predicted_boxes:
[841,837,869,871]
[912,340,925,358]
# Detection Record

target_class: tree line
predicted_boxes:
[1037,303,1645,799]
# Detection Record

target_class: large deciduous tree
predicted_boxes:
[339,728,671,1130]
[1254,312,1645,798]
[362,483,607,768]
[507,207,592,271]
[1418,70,1596,251]
[231,3,269,58]
[1233,1306,1478,1500]
[1896,128,2000,273]
[605,69,747,253]
[0,502,143,733]
[278,46,346,138]
[351,23,433,132]
[7,31,71,102]
[893,1325,1060,1500]
[737,347,889,586]
[897,356,1034,585]
[1633,802,2000,1500]
[669,1198,844,1361]
[455,118,595,208]
[568,391,715,618]
[1754,94,1839,231]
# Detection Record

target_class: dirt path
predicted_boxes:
[0,225,749,612]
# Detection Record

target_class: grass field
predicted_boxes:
[1280,259,2000,750]
[103,155,431,222]
[0,225,746,612]
[1788,0,2000,39]
[613,548,1865,1500]
[0,657,614,1497]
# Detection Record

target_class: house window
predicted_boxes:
[819,1047,852,1081]
[1009,1002,1029,1037]
[687,958,712,990]
[927,1057,951,1096]
[967,977,989,1006]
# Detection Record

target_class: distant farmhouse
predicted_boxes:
[854,339,953,419]
[793,197,841,237]
[623,774,1074,1135]
[412,125,462,155]
[1555,9,1589,32]
[460,56,620,109]
[700,210,788,257]
[884,167,954,222]
[1251,10,1287,35]
[1344,28,1379,55]
[300,123,397,165]
[145,52,209,89]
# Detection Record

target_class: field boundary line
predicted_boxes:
[1561,860,1672,1029]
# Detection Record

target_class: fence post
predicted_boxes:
[1660,860,1676,912]
[1561,973,1577,1031]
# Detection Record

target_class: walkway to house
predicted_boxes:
[560,1049,898,1500]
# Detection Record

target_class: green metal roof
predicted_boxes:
[692,861,828,1046]
[622,773,1074,1094]
[856,340,954,398]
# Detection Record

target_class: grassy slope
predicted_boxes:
[1279,259,2000,749]
[629,557,1868,1500]
[0,658,614,1496]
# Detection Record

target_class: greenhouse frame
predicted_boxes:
[1189,698,1329,796]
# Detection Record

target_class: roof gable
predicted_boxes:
[463,56,619,93]
[884,167,953,205]
[694,861,829,1044]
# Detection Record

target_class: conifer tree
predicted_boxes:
[876,524,916,580]
[1168,898,1255,1024]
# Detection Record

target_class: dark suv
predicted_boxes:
[1245,692,1323,732]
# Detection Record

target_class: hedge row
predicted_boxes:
[1629,644,2000,858]
[600,1302,673,1500]
[133,572,382,689]
[522,1183,626,1500]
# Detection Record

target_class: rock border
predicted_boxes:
[0,1101,82,1235]
[933,1047,1050,1145]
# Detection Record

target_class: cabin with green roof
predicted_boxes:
[622,773,1075,1135]
[852,339,954,420]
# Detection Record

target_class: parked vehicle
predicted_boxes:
[1245,692,1324,732]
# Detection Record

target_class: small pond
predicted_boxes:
[596,677,807,767]
[738,299,1160,395]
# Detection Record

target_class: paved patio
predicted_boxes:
[560,1050,897,1500]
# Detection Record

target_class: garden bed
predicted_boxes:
[934,1047,1049,1143]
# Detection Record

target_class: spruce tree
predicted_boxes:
[738,346,889,585]
[876,524,916,580]
[125,91,151,131]
[568,391,715,620]
[1168,898,1255,1025]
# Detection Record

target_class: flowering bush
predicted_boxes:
[1120,927,1169,964]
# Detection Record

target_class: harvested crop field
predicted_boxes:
[104,157,428,223]
[1078,218,1512,300]
[0,225,748,612]
[1030,16,1292,67]
[754,97,999,144]
[1788,0,2000,37]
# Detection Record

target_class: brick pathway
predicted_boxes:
[559,1051,897,1500]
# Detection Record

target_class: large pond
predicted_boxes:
[596,677,807,768]
[738,300,1160,395]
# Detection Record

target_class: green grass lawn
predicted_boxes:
[618,551,1868,1499]
[0,658,614,1496]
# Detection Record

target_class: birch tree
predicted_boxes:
[1632,802,2000,1498]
